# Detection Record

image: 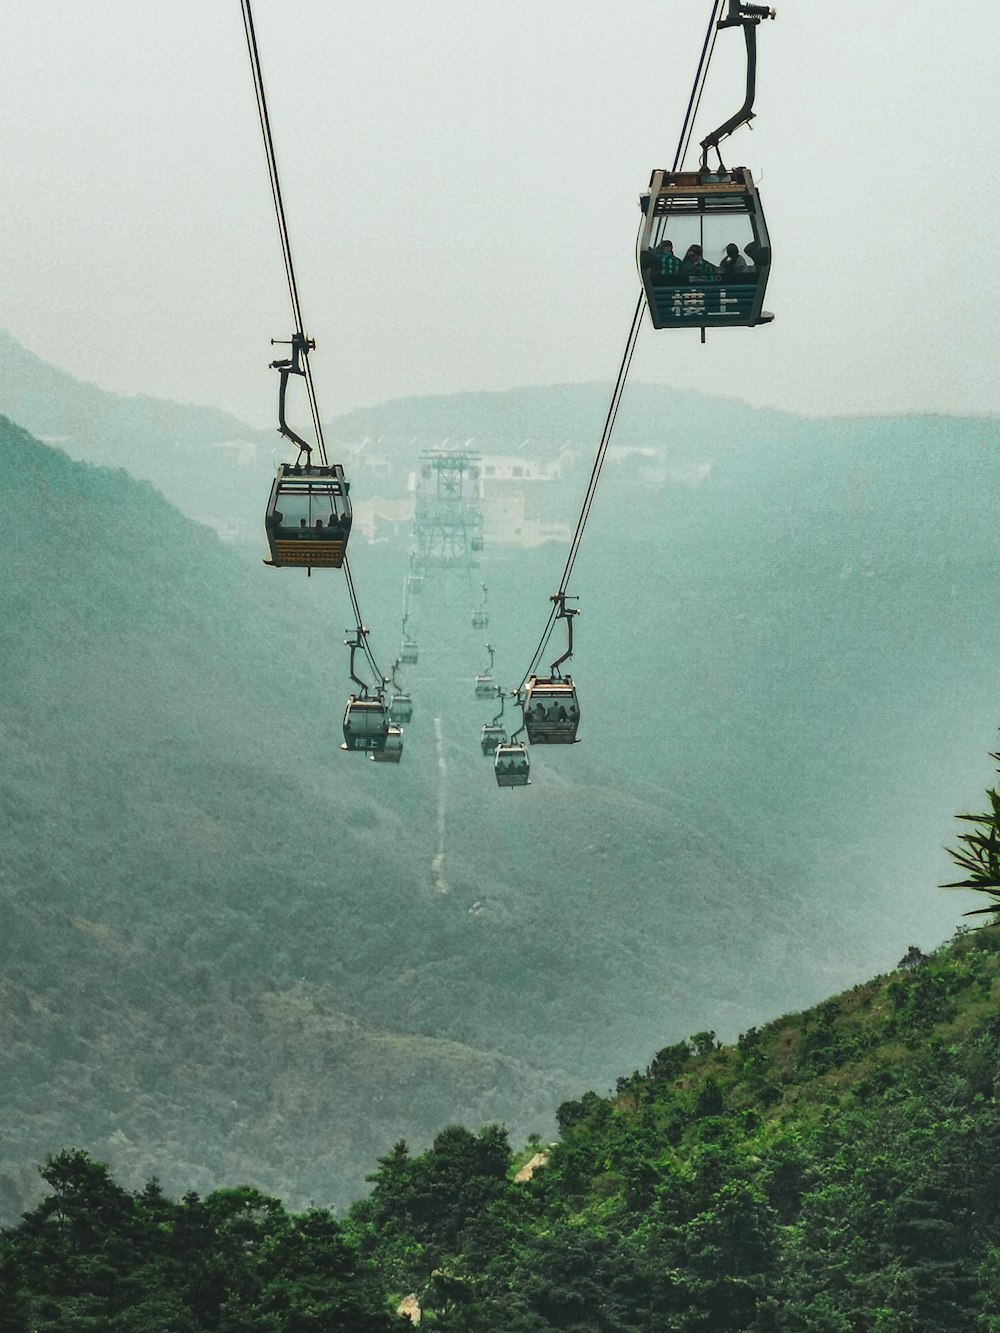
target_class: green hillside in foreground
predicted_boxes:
[5,924,1000,1331]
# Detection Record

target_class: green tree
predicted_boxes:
[943,743,1000,915]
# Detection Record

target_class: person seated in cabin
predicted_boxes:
[299,518,308,531]
[719,242,748,275]
[314,518,324,530]
[743,240,771,271]
[266,509,284,531]
[548,702,569,723]
[652,239,683,279]
[682,244,718,279]
[531,701,547,723]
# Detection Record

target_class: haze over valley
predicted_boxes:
[1,331,996,1221]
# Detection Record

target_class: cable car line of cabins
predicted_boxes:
[246,0,780,780]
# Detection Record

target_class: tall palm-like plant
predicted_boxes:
[943,747,1000,915]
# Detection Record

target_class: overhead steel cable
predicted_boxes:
[674,0,725,172]
[343,557,385,685]
[515,1,724,694]
[240,0,328,465]
[242,0,386,687]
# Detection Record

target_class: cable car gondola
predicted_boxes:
[341,695,389,752]
[494,742,530,788]
[474,643,497,699]
[639,167,772,330]
[265,462,352,568]
[389,692,413,725]
[481,686,507,756]
[369,725,403,763]
[341,631,389,752]
[523,675,580,744]
[481,723,507,756]
[400,637,419,666]
[472,582,489,630]
[638,1,776,333]
[519,597,580,744]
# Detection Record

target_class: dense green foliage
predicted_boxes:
[0,1152,399,1331]
[340,926,1000,1330]
[7,929,1000,1329]
[944,744,1000,911]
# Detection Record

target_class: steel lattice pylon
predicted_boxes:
[411,449,485,573]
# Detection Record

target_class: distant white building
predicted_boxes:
[477,454,571,548]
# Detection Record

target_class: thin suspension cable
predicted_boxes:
[515,292,643,691]
[674,0,724,171]
[343,557,384,684]
[240,0,328,466]
[243,0,388,691]
[557,293,644,597]
[515,0,724,695]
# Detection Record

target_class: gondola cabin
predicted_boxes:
[265,462,352,568]
[400,638,419,666]
[494,742,530,787]
[369,725,403,763]
[474,675,495,700]
[389,692,413,724]
[638,166,772,330]
[480,723,507,756]
[471,609,489,630]
[407,573,424,595]
[341,696,389,752]
[522,676,580,744]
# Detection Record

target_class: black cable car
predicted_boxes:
[265,462,352,568]
[638,1,776,332]
[369,725,403,763]
[638,167,772,329]
[494,742,530,788]
[472,582,489,630]
[475,643,496,699]
[481,723,506,756]
[523,676,580,744]
[389,692,413,724]
[341,695,389,752]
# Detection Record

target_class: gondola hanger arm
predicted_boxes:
[269,332,316,460]
[699,1,776,170]
[548,593,579,677]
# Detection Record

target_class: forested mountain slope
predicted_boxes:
[0,329,271,530]
[0,417,789,1220]
[5,927,1000,1330]
[343,923,1000,1331]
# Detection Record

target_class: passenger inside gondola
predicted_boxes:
[720,242,747,275]
[682,244,718,279]
[274,491,341,536]
[744,240,771,271]
[652,239,682,278]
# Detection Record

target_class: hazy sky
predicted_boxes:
[4,2,998,427]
